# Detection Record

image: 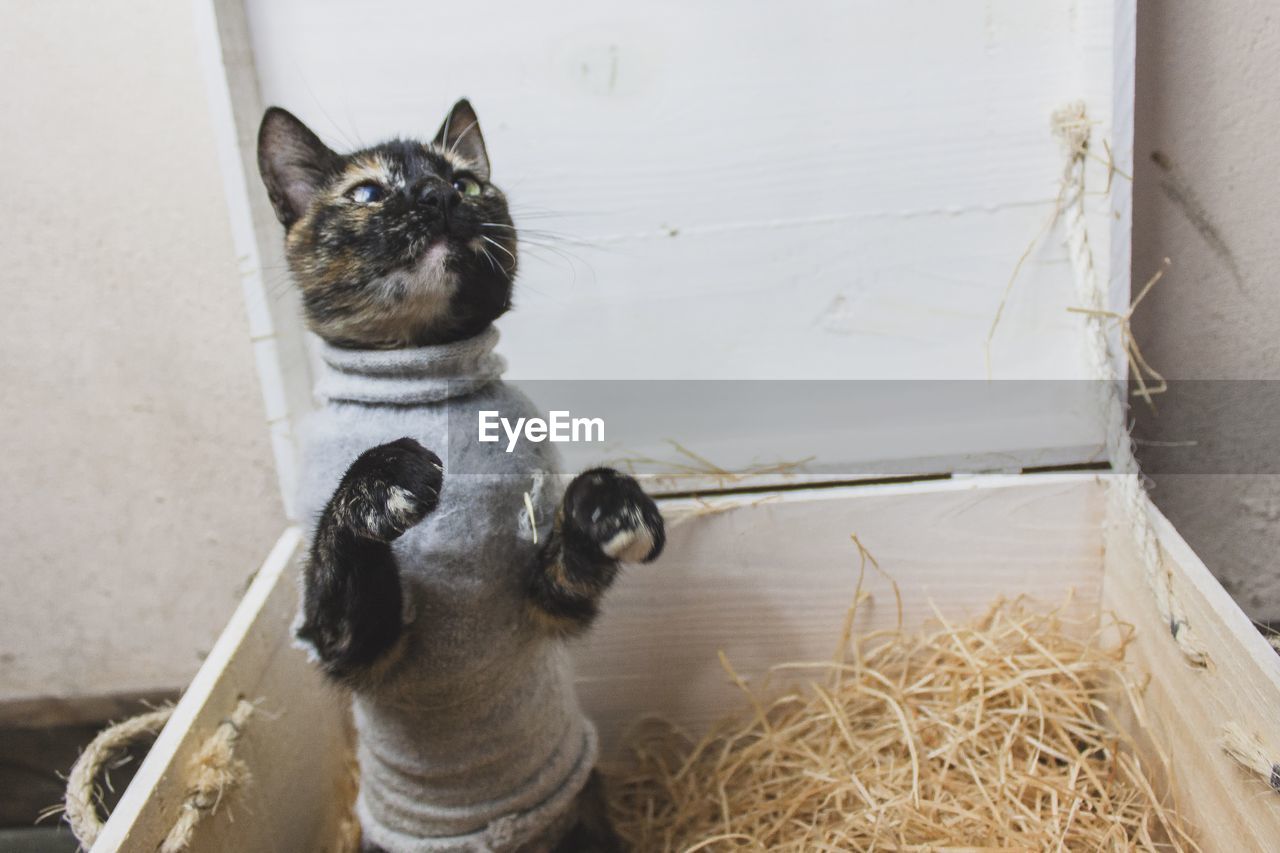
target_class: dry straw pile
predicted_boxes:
[608,542,1197,852]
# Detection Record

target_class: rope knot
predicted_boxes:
[1051,100,1091,158]
[62,699,257,852]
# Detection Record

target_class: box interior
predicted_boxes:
[93,474,1106,851]
[95,473,1280,852]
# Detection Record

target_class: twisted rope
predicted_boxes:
[64,699,255,851]
[1051,101,1208,669]
[64,706,173,849]
[1223,723,1280,794]
[158,700,255,852]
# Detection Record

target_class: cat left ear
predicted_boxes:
[257,107,341,228]
[433,99,490,181]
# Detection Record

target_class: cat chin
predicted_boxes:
[411,241,454,284]
[332,246,458,344]
[378,243,458,300]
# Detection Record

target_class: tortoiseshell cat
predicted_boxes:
[258,101,664,852]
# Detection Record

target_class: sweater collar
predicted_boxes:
[314,326,506,405]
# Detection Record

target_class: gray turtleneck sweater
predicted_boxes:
[295,327,597,853]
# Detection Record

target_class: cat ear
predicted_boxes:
[433,99,490,181]
[257,107,341,228]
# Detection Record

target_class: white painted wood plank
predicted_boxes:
[92,528,353,853]
[241,0,1121,382]
[1109,0,1137,375]
[1102,496,1280,852]
[193,0,316,518]
[209,0,1128,488]
[575,474,1106,758]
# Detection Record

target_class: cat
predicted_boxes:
[258,100,664,853]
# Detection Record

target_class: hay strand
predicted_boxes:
[609,591,1197,851]
[1221,723,1280,795]
[612,439,815,489]
[1067,257,1171,411]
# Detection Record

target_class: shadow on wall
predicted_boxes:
[1130,1,1280,622]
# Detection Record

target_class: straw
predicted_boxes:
[611,440,815,489]
[608,583,1197,851]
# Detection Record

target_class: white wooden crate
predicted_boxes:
[94,477,1280,851]
[88,0,1280,850]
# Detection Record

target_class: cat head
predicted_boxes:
[257,100,516,348]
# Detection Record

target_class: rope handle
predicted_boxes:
[65,706,173,849]
[1049,101,1210,670]
[64,700,255,852]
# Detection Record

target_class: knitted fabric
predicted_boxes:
[297,328,596,852]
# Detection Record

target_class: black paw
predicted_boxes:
[562,468,665,564]
[330,438,443,542]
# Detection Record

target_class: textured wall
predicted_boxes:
[0,0,284,710]
[1132,1,1280,621]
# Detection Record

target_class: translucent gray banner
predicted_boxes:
[420,380,1280,479]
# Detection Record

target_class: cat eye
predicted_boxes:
[347,182,385,204]
[453,175,482,198]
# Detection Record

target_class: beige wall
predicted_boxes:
[0,0,284,710]
[1132,1,1280,622]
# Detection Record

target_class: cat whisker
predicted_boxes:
[516,242,600,288]
[473,243,501,275]
[521,234,600,251]
[264,268,298,300]
[521,243,583,268]
[477,223,596,285]
[517,237,607,262]
[512,231,591,255]
[480,222,564,238]
[505,203,614,220]
[297,77,365,151]
[481,222,596,250]
[480,235,518,264]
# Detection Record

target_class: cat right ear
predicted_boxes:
[257,107,340,228]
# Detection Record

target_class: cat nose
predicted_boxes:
[415,182,458,212]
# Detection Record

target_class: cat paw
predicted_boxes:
[330,438,443,542]
[562,468,665,563]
